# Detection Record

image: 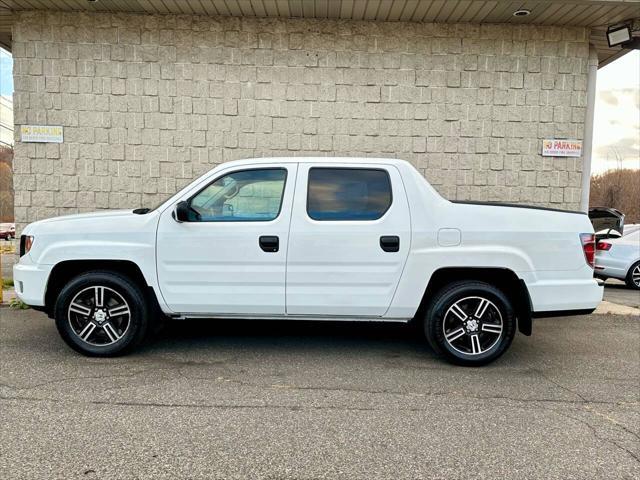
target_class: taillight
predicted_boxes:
[580,233,595,268]
[597,241,612,251]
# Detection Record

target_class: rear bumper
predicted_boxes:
[13,261,52,307]
[594,254,630,280]
[527,277,603,314]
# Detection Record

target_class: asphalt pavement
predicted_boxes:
[603,279,640,308]
[1,308,638,479]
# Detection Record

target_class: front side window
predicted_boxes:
[307,168,392,221]
[189,168,287,222]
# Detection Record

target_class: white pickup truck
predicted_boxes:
[14,158,603,365]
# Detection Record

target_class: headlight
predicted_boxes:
[20,235,34,257]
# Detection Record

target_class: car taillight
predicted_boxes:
[596,241,612,251]
[580,233,595,268]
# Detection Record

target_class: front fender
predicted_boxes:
[33,239,158,288]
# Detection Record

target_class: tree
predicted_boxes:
[0,146,13,223]
[590,169,640,223]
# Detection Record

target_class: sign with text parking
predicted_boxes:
[542,139,582,157]
[20,125,64,143]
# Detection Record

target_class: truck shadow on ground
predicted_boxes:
[603,282,636,290]
[144,317,438,359]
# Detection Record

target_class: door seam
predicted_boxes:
[284,163,300,315]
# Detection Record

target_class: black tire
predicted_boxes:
[54,270,149,357]
[625,261,640,290]
[424,281,517,366]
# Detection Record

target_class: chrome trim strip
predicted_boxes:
[170,313,411,323]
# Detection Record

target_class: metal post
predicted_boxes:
[580,45,599,212]
[0,246,3,304]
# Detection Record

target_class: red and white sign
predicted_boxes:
[542,139,582,157]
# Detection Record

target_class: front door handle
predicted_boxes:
[259,235,279,252]
[380,236,400,252]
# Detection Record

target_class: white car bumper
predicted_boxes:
[595,253,632,281]
[527,277,603,313]
[13,259,52,307]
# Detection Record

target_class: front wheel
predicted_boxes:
[626,261,640,290]
[424,281,517,366]
[54,271,149,356]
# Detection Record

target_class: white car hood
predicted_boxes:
[22,210,137,234]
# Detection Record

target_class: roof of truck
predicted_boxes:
[219,157,413,168]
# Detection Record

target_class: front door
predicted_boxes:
[156,164,297,315]
[286,163,411,317]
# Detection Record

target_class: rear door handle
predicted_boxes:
[259,235,279,252]
[380,236,400,252]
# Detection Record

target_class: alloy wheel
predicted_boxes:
[633,265,640,287]
[442,296,503,355]
[67,286,131,346]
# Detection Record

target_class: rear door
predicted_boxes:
[285,163,411,317]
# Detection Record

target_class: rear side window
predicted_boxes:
[307,168,392,221]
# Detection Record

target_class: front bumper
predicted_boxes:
[13,261,53,307]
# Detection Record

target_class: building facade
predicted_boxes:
[4,2,637,230]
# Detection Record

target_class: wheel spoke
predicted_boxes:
[481,323,503,334]
[69,302,92,317]
[94,287,105,307]
[450,304,468,321]
[445,327,466,342]
[470,334,482,354]
[68,285,131,347]
[108,305,130,317]
[443,295,504,357]
[102,323,121,343]
[475,298,489,319]
[78,322,96,341]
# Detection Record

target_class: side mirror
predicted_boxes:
[607,228,622,239]
[174,201,191,222]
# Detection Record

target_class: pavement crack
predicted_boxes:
[178,374,636,407]
[584,405,640,442]
[0,394,375,412]
[0,366,180,392]
[554,410,640,464]
[536,371,588,402]
[2,390,636,411]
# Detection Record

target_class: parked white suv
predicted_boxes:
[14,158,602,365]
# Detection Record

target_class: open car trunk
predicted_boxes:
[588,207,625,239]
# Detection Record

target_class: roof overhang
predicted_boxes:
[1,0,638,67]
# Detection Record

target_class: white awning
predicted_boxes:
[1,0,638,66]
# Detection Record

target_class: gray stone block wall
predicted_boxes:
[11,11,590,229]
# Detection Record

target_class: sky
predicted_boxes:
[592,50,640,174]
[0,47,12,98]
[0,46,638,174]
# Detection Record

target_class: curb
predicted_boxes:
[594,301,640,316]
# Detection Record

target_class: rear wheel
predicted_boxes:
[54,271,149,356]
[625,261,640,290]
[424,281,517,366]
